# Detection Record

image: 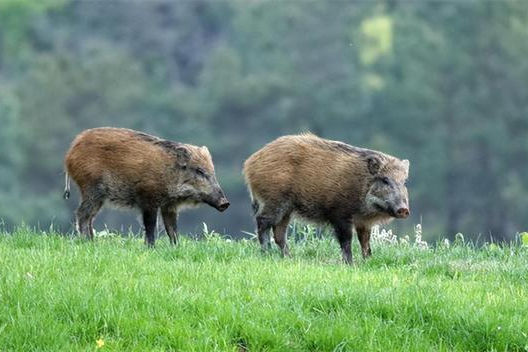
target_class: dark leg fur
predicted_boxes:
[356,225,372,258]
[272,213,291,257]
[333,219,353,264]
[252,200,259,215]
[76,197,103,240]
[89,219,95,239]
[161,207,178,245]
[142,208,158,247]
[255,203,290,252]
[256,215,273,251]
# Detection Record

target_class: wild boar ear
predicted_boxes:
[201,145,211,155]
[367,156,382,175]
[174,146,191,167]
[401,159,410,175]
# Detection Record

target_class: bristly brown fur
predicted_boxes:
[65,128,215,204]
[243,133,410,264]
[64,127,228,246]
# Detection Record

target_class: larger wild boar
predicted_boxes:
[64,127,229,245]
[243,134,410,263]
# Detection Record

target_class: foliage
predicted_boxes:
[0,1,527,240]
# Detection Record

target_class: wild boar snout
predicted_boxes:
[214,187,230,212]
[366,175,410,219]
[216,198,230,212]
[204,186,229,212]
[393,204,410,218]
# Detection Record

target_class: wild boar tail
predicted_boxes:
[245,188,259,215]
[63,172,71,200]
[251,198,261,215]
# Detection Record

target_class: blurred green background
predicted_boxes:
[0,0,527,241]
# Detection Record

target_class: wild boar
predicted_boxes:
[64,127,229,245]
[243,133,409,263]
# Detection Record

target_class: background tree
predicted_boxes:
[0,0,527,241]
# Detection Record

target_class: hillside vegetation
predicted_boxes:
[2,1,528,239]
[0,228,527,351]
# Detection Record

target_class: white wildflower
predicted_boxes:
[371,225,398,245]
[95,229,114,238]
[399,235,410,245]
[415,224,422,237]
[414,224,428,249]
[415,239,429,250]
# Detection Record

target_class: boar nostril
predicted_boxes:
[217,200,230,212]
[396,208,410,218]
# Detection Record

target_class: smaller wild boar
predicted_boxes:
[64,127,229,246]
[243,133,410,264]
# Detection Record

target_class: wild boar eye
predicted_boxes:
[196,168,206,177]
[380,176,391,185]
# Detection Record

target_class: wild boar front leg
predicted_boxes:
[355,225,372,258]
[333,219,353,264]
[161,207,178,245]
[142,208,158,247]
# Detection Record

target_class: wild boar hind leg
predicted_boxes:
[255,206,289,252]
[272,213,291,257]
[76,196,103,240]
[256,215,273,251]
[161,207,178,245]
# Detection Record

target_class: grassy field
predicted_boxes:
[0,227,527,351]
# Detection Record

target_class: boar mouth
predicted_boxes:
[394,207,410,219]
[374,203,398,217]
[384,205,410,219]
[204,197,230,212]
[374,203,390,214]
[216,201,230,212]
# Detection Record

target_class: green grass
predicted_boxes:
[0,228,527,351]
